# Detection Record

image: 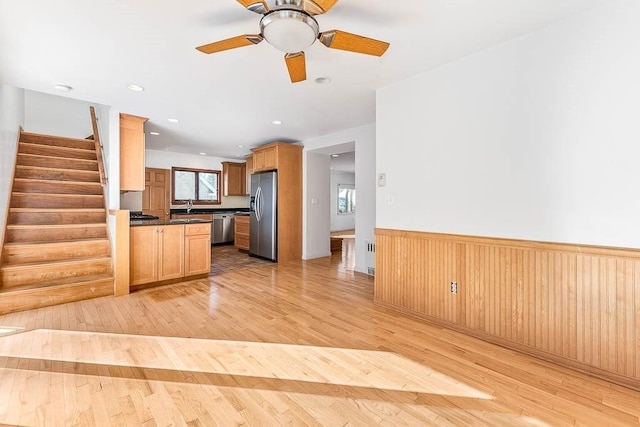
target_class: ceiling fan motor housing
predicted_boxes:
[260,7,320,53]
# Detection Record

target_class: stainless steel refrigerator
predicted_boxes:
[249,171,277,261]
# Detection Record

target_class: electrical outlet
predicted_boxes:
[450,281,458,294]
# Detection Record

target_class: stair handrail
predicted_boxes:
[90,106,107,187]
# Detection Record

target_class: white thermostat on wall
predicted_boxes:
[378,173,386,187]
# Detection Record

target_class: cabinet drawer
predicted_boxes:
[235,222,249,235]
[186,223,211,236]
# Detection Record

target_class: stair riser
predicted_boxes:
[0,279,113,315]
[1,260,112,288]
[2,241,111,264]
[13,180,103,195]
[17,154,98,171]
[19,143,97,161]
[20,133,96,151]
[8,211,107,225]
[10,194,104,209]
[15,167,100,183]
[5,227,107,243]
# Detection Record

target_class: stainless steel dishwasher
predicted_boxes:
[212,213,235,244]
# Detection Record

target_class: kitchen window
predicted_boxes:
[172,167,221,205]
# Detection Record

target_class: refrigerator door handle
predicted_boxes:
[256,186,262,221]
[258,186,264,221]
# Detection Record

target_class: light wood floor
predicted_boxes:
[1,249,639,426]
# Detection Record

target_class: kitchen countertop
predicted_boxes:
[171,208,249,215]
[130,218,212,227]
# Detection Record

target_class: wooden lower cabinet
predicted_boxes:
[130,226,158,285]
[185,224,211,276]
[130,222,211,285]
[157,225,185,281]
[234,215,250,251]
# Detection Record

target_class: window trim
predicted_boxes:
[171,166,222,205]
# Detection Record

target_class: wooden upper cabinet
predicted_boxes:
[245,156,253,196]
[252,145,278,172]
[119,113,148,191]
[222,161,246,196]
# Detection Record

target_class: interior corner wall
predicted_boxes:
[303,152,331,259]
[0,85,25,251]
[376,0,640,249]
[330,171,356,232]
[302,123,376,273]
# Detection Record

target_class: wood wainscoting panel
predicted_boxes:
[375,228,640,388]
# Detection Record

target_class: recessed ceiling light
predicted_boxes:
[331,154,339,157]
[315,77,332,84]
[272,120,283,125]
[237,145,244,148]
[127,84,144,92]
[149,132,160,136]
[53,84,73,92]
[168,118,180,123]
[199,152,207,156]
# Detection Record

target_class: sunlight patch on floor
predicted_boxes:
[0,329,492,400]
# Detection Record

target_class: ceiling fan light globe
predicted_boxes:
[261,10,319,53]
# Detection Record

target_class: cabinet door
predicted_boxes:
[157,225,185,281]
[223,162,246,196]
[234,215,250,251]
[245,156,253,196]
[263,147,278,170]
[185,234,211,276]
[130,226,158,285]
[119,114,148,191]
[253,151,265,172]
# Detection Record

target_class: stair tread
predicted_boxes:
[16,165,100,173]
[1,256,112,270]
[0,274,113,295]
[17,153,98,163]
[20,131,98,145]
[7,223,106,230]
[14,178,102,186]
[12,192,102,198]
[19,141,95,154]
[4,238,109,248]
[9,208,105,213]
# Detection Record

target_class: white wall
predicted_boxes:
[304,153,331,258]
[303,123,376,273]
[330,170,356,232]
[0,85,25,249]
[24,90,97,138]
[377,0,640,249]
[121,149,250,211]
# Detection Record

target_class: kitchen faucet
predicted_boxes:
[187,199,193,213]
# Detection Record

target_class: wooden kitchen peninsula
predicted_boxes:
[129,219,211,287]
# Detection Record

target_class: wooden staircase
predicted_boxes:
[0,130,114,314]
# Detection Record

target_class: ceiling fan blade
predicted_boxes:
[196,34,263,54]
[237,0,270,14]
[285,52,306,83]
[319,30,389,56]
[304,0,339,15]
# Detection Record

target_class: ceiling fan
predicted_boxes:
[196,0,390,83]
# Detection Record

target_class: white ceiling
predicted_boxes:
[0,0,604,158]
